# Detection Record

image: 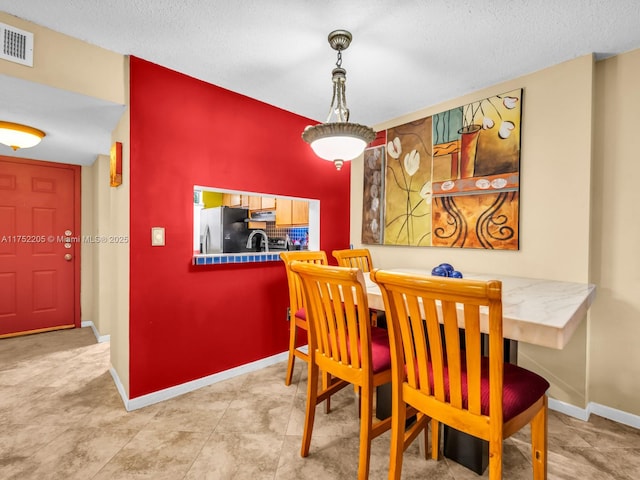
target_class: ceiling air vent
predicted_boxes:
[0,22,34,67]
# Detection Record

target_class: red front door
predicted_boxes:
[0,157,80,337]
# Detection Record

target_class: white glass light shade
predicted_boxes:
[302,122,376,170]
[0,121,45,150]
[309,135,367,162]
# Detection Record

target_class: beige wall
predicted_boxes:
[108,105,131,396]
[352,55,595,409]
[0,12,125,104]
[80,111,130,395]
[80,165,94,324]
[589,48,640,414]
[352,51,640,417]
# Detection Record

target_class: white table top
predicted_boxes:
[365,269,596,350]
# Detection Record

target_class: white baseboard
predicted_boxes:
[111,350,290,412]
[548,397,590,421]
[81,320,110,343]
[548,397,640,429]
[589,402,640,429]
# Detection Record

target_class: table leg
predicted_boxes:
[376,382,392,420]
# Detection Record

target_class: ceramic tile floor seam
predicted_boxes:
[180,429,217,480]
[177,380,260,478]
[0,424,73,478]
[275,380,304,479]
[83,423,150,480]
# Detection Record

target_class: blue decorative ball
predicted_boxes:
[431,266,448,277]
[439,263,454,273]
[450,270,463,278]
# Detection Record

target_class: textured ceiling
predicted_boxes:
[1,0,639,165]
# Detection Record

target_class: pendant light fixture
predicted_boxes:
[0,121,46,150]
[302,30,376,171]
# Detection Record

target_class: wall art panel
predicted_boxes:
[367,88,522,250]
[383,117,433,246]
[361,145,385,244]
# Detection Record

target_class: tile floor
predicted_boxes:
[1,327,639,479]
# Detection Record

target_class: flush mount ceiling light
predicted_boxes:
[302,30,376,171]
[0,121,46,150]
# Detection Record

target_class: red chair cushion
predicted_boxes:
[369,326,392,373]
[499,361,549,420]
[339,326,392,374]
[294,308,306,320]
[414,355,549,421]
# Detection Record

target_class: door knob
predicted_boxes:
[64,253,72,261]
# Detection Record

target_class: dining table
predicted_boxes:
[365,268,596,473]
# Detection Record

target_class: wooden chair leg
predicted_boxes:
[352,385,362,418]
[531,397,548,480]
[388,395,406,480]
[431,420,440,460]
[322,371,331,413]
[301,362,319,457]
[285,322,298,386]
[420,416,429,460]
[357,384,373,480]
[488,437,503,480]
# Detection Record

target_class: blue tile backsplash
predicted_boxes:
[193,252,282,265]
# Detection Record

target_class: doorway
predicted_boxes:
[0,156,80,337]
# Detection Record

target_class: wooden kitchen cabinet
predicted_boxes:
[261,197,276,210]
[276,199,309,226]
[248,196,276,211]
[222,193,242,207]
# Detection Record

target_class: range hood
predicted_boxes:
[248,210,276,222]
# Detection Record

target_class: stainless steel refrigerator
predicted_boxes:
[200,206,250,253]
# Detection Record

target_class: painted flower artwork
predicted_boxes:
[383,118,433,246]
[367,88,522,250]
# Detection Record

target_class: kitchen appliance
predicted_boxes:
[200,206,250,254]
[267,236,290,251]
[248,210,276,222]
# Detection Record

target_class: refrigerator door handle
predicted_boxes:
[202,225,211,254]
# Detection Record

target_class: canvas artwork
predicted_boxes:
[431,88,522,249]
[375,88,522,250]
[383,117,433,246]
[361,145,385,244]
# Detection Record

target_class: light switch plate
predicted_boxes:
[151,227,165,246]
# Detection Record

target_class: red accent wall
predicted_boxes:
[128,57,350,398]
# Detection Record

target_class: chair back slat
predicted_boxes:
[464,304,483,414]
[442,299,464,408]
[291,262,372,375]
[421,296,444,399]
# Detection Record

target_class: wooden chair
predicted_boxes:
[280,251,328,387]
[332,248,374,272]
[333,248,384,327]
[290,262,406,479]
[371,270,549,480]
